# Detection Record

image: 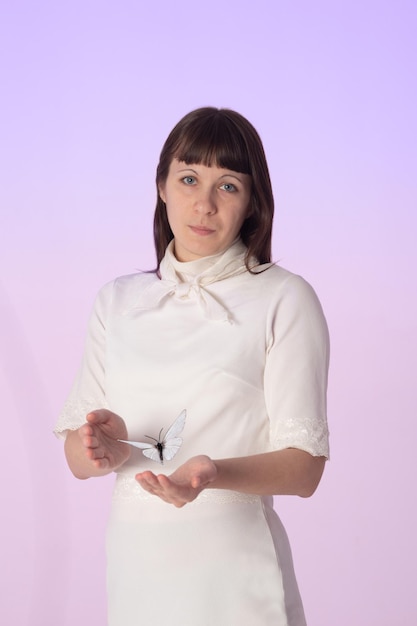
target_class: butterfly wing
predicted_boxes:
[118,410,186,464]
[164,410,186,440]
[161,410,186,462]
[162,437,183,461]
[118,439,152,450]
[142,446,164,464]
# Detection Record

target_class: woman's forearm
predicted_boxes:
[211,448,326,497]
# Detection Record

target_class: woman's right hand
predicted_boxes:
[65,409,131,478]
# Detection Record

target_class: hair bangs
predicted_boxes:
[174,116,251,175]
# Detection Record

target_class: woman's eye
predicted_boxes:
[182,176,196,185]
[220,183,236,192]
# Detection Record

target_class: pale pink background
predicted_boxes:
[1,1,416,624]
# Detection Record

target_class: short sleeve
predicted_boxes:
[264,274,330,458]
[53,281,114,439]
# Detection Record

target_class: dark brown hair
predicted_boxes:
[154,107,274,270]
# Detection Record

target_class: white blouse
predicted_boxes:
[55,239,329,465]
[54,240,330,626]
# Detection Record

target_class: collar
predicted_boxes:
[124,240,270,323]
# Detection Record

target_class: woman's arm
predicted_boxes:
[135,449,326,507]
[213,448,325,497]
[65,409,131,479]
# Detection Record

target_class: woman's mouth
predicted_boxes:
[189,225,215,236]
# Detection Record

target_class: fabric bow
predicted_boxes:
[124,240,271,322]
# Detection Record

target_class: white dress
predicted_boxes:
[55,240,330,626]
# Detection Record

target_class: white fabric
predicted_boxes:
[130,239,272,322]
[55,240,330,626]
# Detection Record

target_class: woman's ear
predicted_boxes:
[245,199,255,219]
[158,184,166,203]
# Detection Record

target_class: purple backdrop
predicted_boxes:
[1,1,416,624]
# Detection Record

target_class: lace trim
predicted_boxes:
[112,474,260,505]
[53,396,109,439]
[272,418,330,459]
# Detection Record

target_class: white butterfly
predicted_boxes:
[118,409,186,464]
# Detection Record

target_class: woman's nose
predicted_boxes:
[194,188,217,214]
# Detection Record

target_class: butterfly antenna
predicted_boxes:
[144,435,158,443]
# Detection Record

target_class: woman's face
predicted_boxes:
[159,159,252,262]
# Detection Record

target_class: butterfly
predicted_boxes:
[118,409,186,464]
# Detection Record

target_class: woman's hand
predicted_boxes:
[65,409,131,478]
[135,455,218,507]
[136,449,326,501]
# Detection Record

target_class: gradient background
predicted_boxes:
[1,1,416,625]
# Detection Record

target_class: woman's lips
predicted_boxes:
[189,225,215,236]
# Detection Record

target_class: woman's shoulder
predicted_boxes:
[251,263,326,318]
[113,270,158,290]
[254,262,315,294]
[93,271,159,310]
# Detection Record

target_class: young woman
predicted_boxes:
[55,107,330,626]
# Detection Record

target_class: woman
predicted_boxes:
[55,107,329,626]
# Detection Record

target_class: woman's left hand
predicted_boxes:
[135,455,217,507]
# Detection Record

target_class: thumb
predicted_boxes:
[191,475,202,489]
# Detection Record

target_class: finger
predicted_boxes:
[156,474,173,488]
[86,446,105,461]
[86,409,111,425]
[136,471,161,491]
[92,457,110,470]
[136,470,158,483]
[157,476,193,501]
[81,432,100,449]
[78,423,94,437]
[146,479,178,501]
[137,481,160,496]
[157,478,187,500]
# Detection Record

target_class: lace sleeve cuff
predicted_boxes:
[53,396,109,439]
[271,417,330,459]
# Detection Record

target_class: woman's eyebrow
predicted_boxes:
[219,173,244,182]
[177,166,199,172]
[177,168,244,181]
